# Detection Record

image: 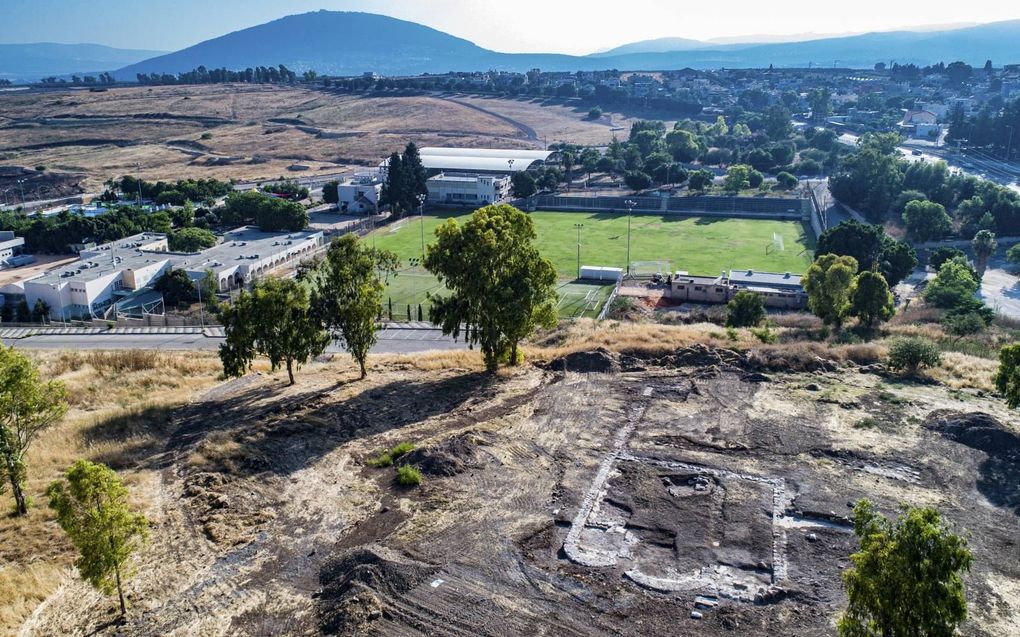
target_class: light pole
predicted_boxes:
[16,180,25,204]
[624,199,636,276]
[1006,125,1015,164]
[574,223,583,280]
[196,274,205,328]
[417,193,427,261]
[408,257,420,307]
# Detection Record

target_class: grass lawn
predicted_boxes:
[368,209,815,319]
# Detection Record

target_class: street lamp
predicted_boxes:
[624,199,637,277]
[417,193,427,261]
[1006,125,1015,164]
[16,179,25,204]
[573,223,583,280]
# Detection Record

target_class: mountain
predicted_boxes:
[114,12,1020,79]
[0,43,165,81]
[592,37,711,57]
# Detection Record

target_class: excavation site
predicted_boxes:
[18,346,1020,636]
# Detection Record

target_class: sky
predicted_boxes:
[1,0,1017,54]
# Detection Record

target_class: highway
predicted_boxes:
[3,327,465,353]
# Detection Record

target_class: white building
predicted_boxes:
[426,173,510,206]
[0,231,27,267]
[336,174,382,214]
[13,227,323,320]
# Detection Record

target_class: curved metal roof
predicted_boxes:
[419,147,553,161]
[419,155,544,173]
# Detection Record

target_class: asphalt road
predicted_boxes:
[3,328,465,353]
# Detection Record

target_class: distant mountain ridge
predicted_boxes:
[111,12,1020,79]
[0,43,165,80]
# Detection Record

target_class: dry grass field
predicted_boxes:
[0,85,624,196]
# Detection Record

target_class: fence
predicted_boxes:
[533,194,809,221]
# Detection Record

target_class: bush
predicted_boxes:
[887,337,942,375]
[726,290,766,327]
[941,312,986,338]
[396,465,422,487]
[994,344,1020,408]
[368,441,416,467]
[751,325,778,344]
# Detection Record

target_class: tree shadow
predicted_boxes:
[175,372,494,479]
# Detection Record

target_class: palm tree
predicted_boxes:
[972,230,998,279]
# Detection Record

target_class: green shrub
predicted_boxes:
[887,337,942,375]
[751,325,778,344]
[390,441,416,459]
[726,326,739,341]
[941,312,986,338]
[368,441,416,467]
[726,290,766,328]
[396,465,422,486]
[854,416,879,429]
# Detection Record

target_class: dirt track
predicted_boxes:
[20,350,1020,636]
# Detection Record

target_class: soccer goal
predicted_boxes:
[629,260,673,280]
[765,232,785,255]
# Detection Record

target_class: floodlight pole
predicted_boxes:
[624,199,636,276]
[417,193,426,262]
[574,223,583,279]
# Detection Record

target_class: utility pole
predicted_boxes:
[574,223,583,280]
[1006,125,1015,164]
[624,199,636,277]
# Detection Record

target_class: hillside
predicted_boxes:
[114,12,1020,78]
[4,324,1019,636]
[0,43,164,81]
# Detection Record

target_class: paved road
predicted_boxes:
[3,327,465,354]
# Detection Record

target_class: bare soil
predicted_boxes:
[0,86,620,195]
[17,347,1020,636]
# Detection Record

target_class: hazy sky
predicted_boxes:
[2,0,1017,54]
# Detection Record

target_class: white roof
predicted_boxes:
[420,155,543,173]
[419,147,553,161]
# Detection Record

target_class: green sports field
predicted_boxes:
[367,209,815,319]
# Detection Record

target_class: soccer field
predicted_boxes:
[367,210,814,279]
[366,209,815,319]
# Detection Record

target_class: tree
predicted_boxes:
[723,165,751,192]
[510,171,538,199]
[31,299,50,323]
[47,460,149,616]
[971,229,997,278]
[945,61,973,84]
[764,104,793,140]
[726,290,766,328]
[838,500,971,637]
[587,106,603,120]
[929,246,967,272]
[623,170,652,192]
[0,346,67,515]
[829,136,904,222]
[380,152,405,214]
[168,227,217,252]
[994,344,1020,408]
[154,269,196,308]
[561,152,574,190]
[322,180,340,205]
[849,270,894,326]
[879,238,918,287]
[902,200,952,242]
[310,234,398,379]
[807,87,832,122]
[924,256,979,309]
[887,337,942,375]
[803,254,859,326]
[255,197,308,232]
[1008,243,1020,269]
[775,172,798,190]
[400,142,429,212]
[425,204,558,372]
[665,128,703,162]
[687,169,713,191]
[218,278,328,385]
